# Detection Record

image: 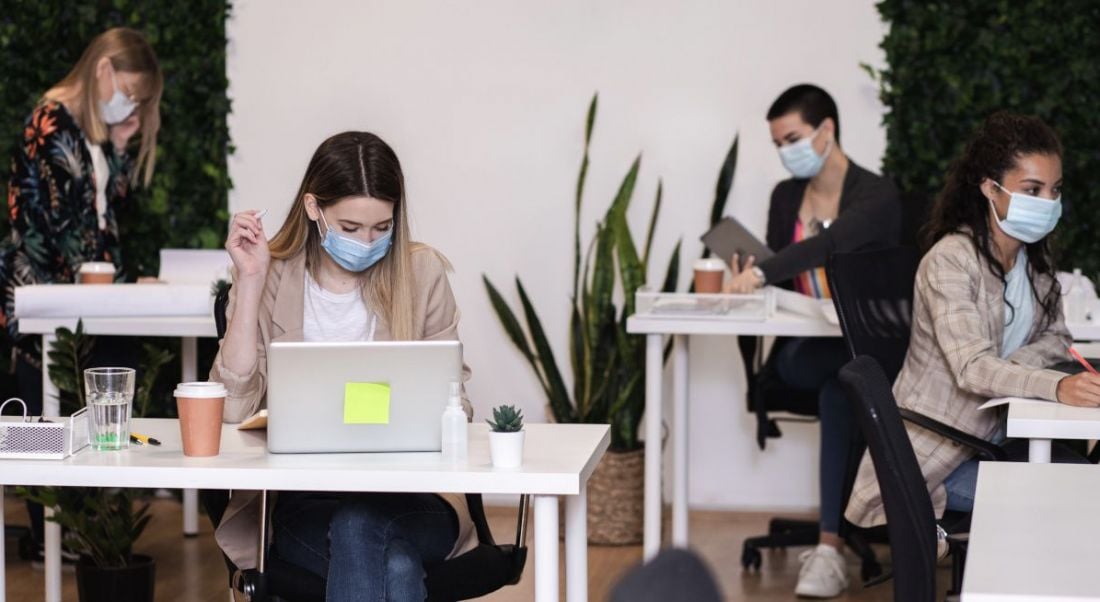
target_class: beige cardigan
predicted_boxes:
[209,246,477,570]
[845,233,1070,528]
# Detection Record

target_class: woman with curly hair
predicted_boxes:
[846,111,1094,534]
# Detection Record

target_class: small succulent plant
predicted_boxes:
[486,404,524,433]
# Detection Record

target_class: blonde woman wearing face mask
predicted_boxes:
[1,25,162,562]
[2,27,162,396]
[211,131,476,601]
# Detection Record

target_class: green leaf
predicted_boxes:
[642,179,663,269]
[516,279,576,423]
[708,134,739,235]
[482,276,545,391]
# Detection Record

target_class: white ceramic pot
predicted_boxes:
[489,430,525,468]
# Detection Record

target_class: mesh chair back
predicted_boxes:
[839,356,938,602]
[827,247,919,382]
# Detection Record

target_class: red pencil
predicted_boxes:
[1068,346,1099,375]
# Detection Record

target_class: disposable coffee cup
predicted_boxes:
[174,382,228,457]
[78,262,116,284]
[693,258,726,294]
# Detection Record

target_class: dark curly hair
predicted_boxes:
[923,111,1064,329]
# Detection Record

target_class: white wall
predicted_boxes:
[227,0,889,510]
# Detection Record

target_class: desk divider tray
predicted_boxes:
[634,288,775,322]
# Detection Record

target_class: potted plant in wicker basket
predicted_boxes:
[487,404,525,468]
[484,94,738,544]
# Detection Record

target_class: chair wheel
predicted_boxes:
[741,545,762,571]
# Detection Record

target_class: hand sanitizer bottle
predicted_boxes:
[441,381,467,461]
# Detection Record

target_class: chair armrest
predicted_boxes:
[899,408,1008,461]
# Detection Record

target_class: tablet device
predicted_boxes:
[700,217,774,267]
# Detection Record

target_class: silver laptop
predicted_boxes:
[266,340,462,454]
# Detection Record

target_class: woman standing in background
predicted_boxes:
[3,26,163,412]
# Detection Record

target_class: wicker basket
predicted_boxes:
[585,447,645,545]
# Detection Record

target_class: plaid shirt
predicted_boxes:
[845,233,1069,527]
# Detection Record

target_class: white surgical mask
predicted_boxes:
[778,126,832,179]
[98,67,137,125]
[988,181,1062,244]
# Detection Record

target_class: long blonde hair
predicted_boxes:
[50,27,162,186]
[268,132,418,340]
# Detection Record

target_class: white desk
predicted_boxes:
[962,462,1100,601]
[627,310,1100,560]
[0,420,609,602]
[1002,398,1100,463]
[17,315,218,569]
[626,309,842,560]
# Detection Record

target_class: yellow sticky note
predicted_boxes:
[344,382,390,424]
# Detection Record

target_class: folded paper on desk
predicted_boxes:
[237,409,267,430]
[977,397,1052,411]
[14,284,212,318]
[159,249,231,285]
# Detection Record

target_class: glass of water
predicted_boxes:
[84,367,136,451]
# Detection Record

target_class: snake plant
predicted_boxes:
[484,94,738,451]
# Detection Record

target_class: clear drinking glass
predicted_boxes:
[84,367,136,451]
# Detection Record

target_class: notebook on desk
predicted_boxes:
[265,340,462,454]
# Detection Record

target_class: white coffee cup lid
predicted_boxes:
[79,262,116,274]
[693,258,726,271]
[174,382,228,398]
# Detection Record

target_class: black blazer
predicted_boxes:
[757,159,901,287]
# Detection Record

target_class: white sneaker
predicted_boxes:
[795,544,849,598]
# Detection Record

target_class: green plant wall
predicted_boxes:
[873,0,1100,276]
[0,1,231,405]
[0,0,232,278]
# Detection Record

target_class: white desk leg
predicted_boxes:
[644,333,664,560]
[1029,438,1052,463]
[672,334,689,548]
[0,485,5,602]
[45,507,61,602]
[181,337,200,536]
[566,483,588,602]
[533,495,560,602]
[41,333,59,416]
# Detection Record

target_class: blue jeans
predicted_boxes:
[273,492,459,602]
[944,439,1088,513]
[775,337,854,535]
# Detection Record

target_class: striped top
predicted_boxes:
[791,220,831,299]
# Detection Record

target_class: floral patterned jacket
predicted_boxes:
[2,101,133,353]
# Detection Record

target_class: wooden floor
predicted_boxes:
[4,495,948,601]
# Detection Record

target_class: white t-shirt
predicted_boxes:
[302,272,376,342]
[84,140,109,230]
[1001,248,1035,359]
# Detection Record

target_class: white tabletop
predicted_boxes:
[626,309,842,337]
[962,462,1100,601]
[18,316,216,338]
[626,312,1100,340]
[1006,399,1100,441]
[0,419,610,496]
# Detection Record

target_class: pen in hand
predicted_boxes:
[1067,345,1099,375]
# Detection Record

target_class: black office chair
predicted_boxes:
[207,285,531,601]
[610,548,723,602]
[838,356,968,602]
[827,246,1009,516]
[738,334,873,575]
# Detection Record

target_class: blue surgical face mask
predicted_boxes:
[99,68,138,126]
[778,126,833,179]
[316,211,392,272]
[988,181,1063,244]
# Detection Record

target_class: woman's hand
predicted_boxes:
[226,210,270,281]
[722,253,763,294]
[1056,372,1100,407]
[109,113,141,151]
